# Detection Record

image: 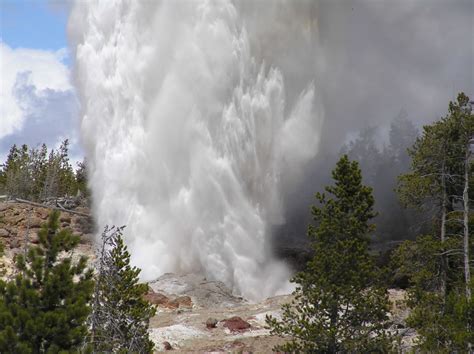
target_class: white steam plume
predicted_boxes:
[69,0,323,300]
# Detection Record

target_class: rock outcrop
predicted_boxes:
[0,201,95,278]
[222,316,251,332]
[147,273,291,352]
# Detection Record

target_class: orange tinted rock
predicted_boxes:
[143,290,171,306]
[169,296,192,309]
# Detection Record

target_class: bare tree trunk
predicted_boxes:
[90,234,106,351]
[13,198,90,217]
[462,145,471,300]
[440,160,447,298]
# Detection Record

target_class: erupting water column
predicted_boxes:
[69,0,323,300]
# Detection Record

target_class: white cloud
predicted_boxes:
[0,42,72,139]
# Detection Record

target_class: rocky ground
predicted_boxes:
[145,274,416,353]
[0,200,95,278]
[0,201,416,353]
[146,273,291,352]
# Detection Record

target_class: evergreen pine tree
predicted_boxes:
[3,144,31,199]
[394,93,473,351]
[0,144,19,193]
[75,159,90,199]
[391,235,473,351]
[90,226,155,353]
[266,155,393,352]
[29,144,48,201]
[56,139,77,198]
[1,141,80,201]
[0,211,94,353]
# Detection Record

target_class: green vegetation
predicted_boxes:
[392,235,473,351]
[266,155,393,352]
[0,212,155,353]
[0,140,88,201]
[0,211,94,352]
[270,93,472,352]
[89,226,156,353]
[393,93,473,351]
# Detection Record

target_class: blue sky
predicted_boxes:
[0,0,81,163]
[1,0,68,51]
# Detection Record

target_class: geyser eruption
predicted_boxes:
[69,0,323,300]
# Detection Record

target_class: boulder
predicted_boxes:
[143,289,193,310]
[143,290,171,306]
[169,296,192,309]
[206,317,218,329]
[0,229,9,238]
[222,316,251,332]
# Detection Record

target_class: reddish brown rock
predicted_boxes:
[29,216,44,228]
[143,289,171,306]
[143,289,193,309]
[0,202,94,275]
[222,316,251,332]
[169,296,192,309]
[163,341,173,350]
[5,215,24,225]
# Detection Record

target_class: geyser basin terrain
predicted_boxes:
[70,0,323,300]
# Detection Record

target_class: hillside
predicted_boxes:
[0,200,95,277]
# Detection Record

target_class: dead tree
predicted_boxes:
[462,140,471,300]
[88,226,155,353]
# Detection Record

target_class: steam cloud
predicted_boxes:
[69,0,322,300]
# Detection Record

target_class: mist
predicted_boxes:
[68,0,473,299]
[277,0,473,250]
